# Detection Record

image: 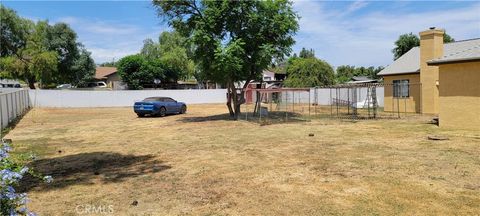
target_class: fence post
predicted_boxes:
[0,95,4,131]
[7,93,11,123]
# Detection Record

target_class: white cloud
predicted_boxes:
[344,1,369,15]
[50,2,480,66]
[293,1,480,67]
[53,17,166,63]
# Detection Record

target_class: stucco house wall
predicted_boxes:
[106,73,121,87]
[383,73,421,113]
[438,61,480,130]
[419,29,444,114]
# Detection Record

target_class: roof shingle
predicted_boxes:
[378,38,480,76]
[95,67,117,79]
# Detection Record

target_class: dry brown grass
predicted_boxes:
[6,104,480,215]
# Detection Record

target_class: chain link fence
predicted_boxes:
[241,83,422,124]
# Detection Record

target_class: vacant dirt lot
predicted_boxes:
[6,104,480,215]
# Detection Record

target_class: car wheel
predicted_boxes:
[180,105,187,114]
[159,107,167,117]
[137,113,145,118]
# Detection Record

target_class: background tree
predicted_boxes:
[0,5,32,57]
[117,54,165,90]
[392,33,419,60]
[71,45,96,86]
[284,57,335,87]
[0,6,94,88]
[299,48,315,58]
[153,0,299,119]
[117,55,147,90]
[140,31,195,83]
[45,22,80,84]
[335,65,356,83]
[140,38,161,60]
[392,32,454,60]
[0,16,58,88]
[335,65,384,83]
[443,33,455,43]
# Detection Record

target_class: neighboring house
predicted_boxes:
[95,67,126,90]
[262,70,276,81]
[346,76,378,84]
[427,41,480,129]
[242,70,284,103]
[378,27,480,129]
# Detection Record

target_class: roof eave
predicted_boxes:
[104,71,118,77]
[378,70,420,76]
[427,57,480,65]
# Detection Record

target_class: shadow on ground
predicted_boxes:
[178,111,309,125]
[19,152,171,192]
[177,113,233,122]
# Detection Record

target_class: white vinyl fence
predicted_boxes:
[29,89,228,108]
[258,87,385,107]
[28,87,385,108]
[312,87,384,107]
[0,89,30,131]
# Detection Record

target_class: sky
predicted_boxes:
[3,0,480,68]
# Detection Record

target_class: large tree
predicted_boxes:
[392,32,454,60]
[141,31,195,83]
[0,5,32,57]
[284,57,335,87]
[71,45,96,86]
[46,22,80,84]
[0,6,94,88]
[0,15,58,89]
[153,0,299,119]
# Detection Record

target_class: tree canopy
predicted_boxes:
[153,0,299,119]
[335,65,384,83]
[117,55,151,90]
[299,48,315,59]
[284,57,335,87]
[0,5,94,88]
[116,31,195,89]
[140,31,195,82]
[392,32,454,60]
[72,45,96,87]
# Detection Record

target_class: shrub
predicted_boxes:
[1,140,52,215]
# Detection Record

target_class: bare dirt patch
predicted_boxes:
[6,104,480,215]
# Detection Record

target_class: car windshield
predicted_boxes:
[143,97,165,102]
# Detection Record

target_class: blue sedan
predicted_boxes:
[134,97,187,117]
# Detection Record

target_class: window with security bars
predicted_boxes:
[393,79,409,98]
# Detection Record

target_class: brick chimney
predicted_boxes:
[419,27,444,114]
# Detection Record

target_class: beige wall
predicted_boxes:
[383,73,421,113]
[106,73,121,88]
[438,61,480,130]
[420,29,444,114]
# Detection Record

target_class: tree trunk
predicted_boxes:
[253,80,263,115]
[226,82,235,118]
[225,80,250,120]
[27,77,36,89]
[231,82,239,120]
